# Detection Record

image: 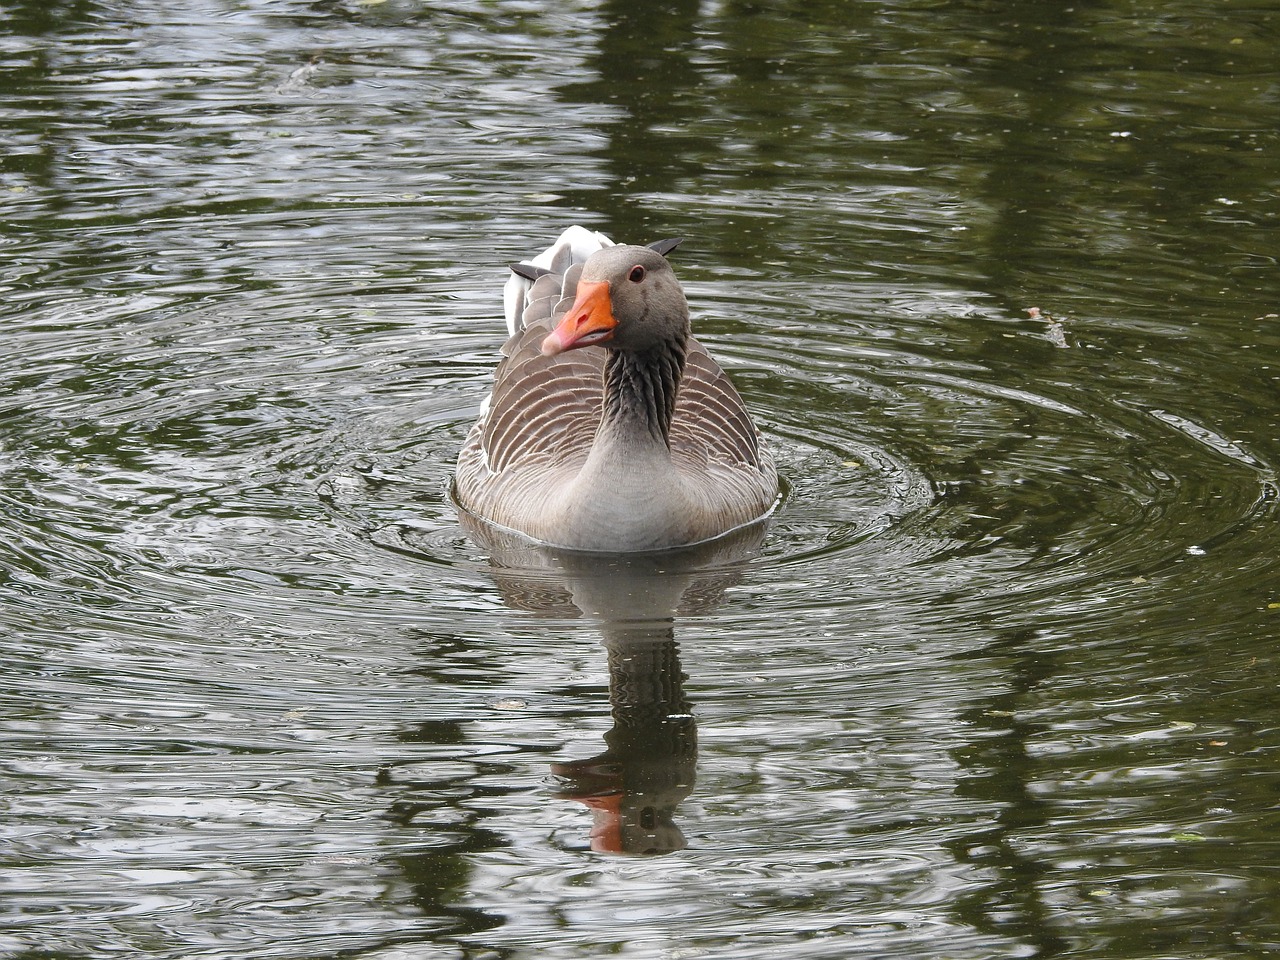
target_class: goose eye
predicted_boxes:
[628,265,646,283]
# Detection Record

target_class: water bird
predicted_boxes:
[455,226,778,552]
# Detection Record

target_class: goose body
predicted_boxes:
[455,227,778,552]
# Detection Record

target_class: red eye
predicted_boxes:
[628,265,646,283]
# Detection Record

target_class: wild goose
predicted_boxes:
[455,226,778,552]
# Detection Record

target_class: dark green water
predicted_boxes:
[2,1,1277,958]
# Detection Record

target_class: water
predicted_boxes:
[2,1,1278,958]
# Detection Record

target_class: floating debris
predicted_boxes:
[1024,306,1070,348]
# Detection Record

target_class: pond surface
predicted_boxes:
[2,1,1278,958]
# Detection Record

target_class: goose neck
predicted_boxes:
[599,343,686,448]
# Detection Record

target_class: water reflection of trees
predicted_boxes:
[946,628,1067,957]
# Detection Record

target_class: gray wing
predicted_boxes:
[480,320,605,475]
[670,340,767,471]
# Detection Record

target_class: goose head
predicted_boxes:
[541,244,689,357]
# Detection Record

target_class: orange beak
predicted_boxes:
[541,280,615,356]
[582,793,625,854]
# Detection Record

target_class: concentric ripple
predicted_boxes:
[23,260,1269,626]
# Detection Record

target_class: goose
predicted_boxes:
[455,226,778,552]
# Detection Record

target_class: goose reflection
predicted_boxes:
[460,515,766,855]
[552,626,694,855]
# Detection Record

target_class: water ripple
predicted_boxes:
[4,2,1279,957]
